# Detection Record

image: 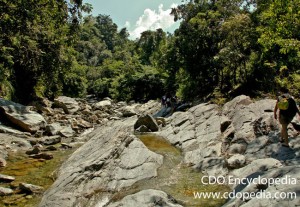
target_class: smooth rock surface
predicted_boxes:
[0,98,46,133]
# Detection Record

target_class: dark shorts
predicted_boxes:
[279,113,293,125]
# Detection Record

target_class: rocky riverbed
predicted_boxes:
[1,95,300,207]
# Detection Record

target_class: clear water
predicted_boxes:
[112,134,229,207]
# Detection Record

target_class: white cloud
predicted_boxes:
[124,21,131,29]
[127,4,178,40]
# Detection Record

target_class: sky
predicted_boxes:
[83,0,183,39]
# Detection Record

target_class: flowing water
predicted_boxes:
[112,134,230,207]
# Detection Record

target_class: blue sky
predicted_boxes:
[83,0,183,39]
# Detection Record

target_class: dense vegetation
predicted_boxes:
[1,0,299,104]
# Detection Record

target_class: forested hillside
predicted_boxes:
[1,0,299,104]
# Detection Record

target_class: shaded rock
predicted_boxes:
[45,146,57,151]
[0,124,23,135]
[29,153,53,160]
[19,183,44,194]
[26,146,42,155]
[134,115,159,132]
[0,174,15,182]
[196,157,228,176]
[0,187,13,195]
[54,96,80,114]
[76,118,93,128]
[155,117,166,127]
[220,116,232,132]
[0,98,46,133]
[136,125,150,132]
[106,189,182,207]
[60,143,73,149]
[45,123,62,136]
[228,143,247,155]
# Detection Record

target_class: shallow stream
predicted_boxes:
[0,148,76,207]
[0,134,230,207]
[112,134,230,207]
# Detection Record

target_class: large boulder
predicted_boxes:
[0,98,46,133]
[45,123,63,136]
[39,116,163,207]
[160,103,226,175]
[94,100,112,110]
[134,115,159,132]
[54,96,80,114]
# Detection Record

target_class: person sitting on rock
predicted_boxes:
[274,87,300,147]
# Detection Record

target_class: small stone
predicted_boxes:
[19,183,44,194]
[0,174,15,182]
[29,153,53,160]
[0,157,7,167]
[45,146,57,151]
[26,146,42,155]
[0,187,14,195]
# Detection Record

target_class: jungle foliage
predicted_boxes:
[1,0,299,103]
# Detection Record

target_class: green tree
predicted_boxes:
[255,0,300,92]
[0,0,83,103]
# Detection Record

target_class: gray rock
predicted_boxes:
[196,157,228,176]
[106,189,183,207]
[39,136,61,145]
[222,95,253,116]
[228,143,247,155]
[0,174,15,182]
[19,183,44,194]
[135,100,161,115]
[39,116,163,207]
[136,125,150,132]
[134,115,159,132]
[0,98,46,133]
[0,133,32,152]
[119,105,137,117]
[45,123,63,136]
[0,187,14,195]
[230,158,283,187]
[26,145,42,155]
[223,166,300,207]
[160,103,224,175]
[59,126,75,138]
[94,100,112,110]
[54,96,80,114]
[76,118,93,128]
[227,154,246,169]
